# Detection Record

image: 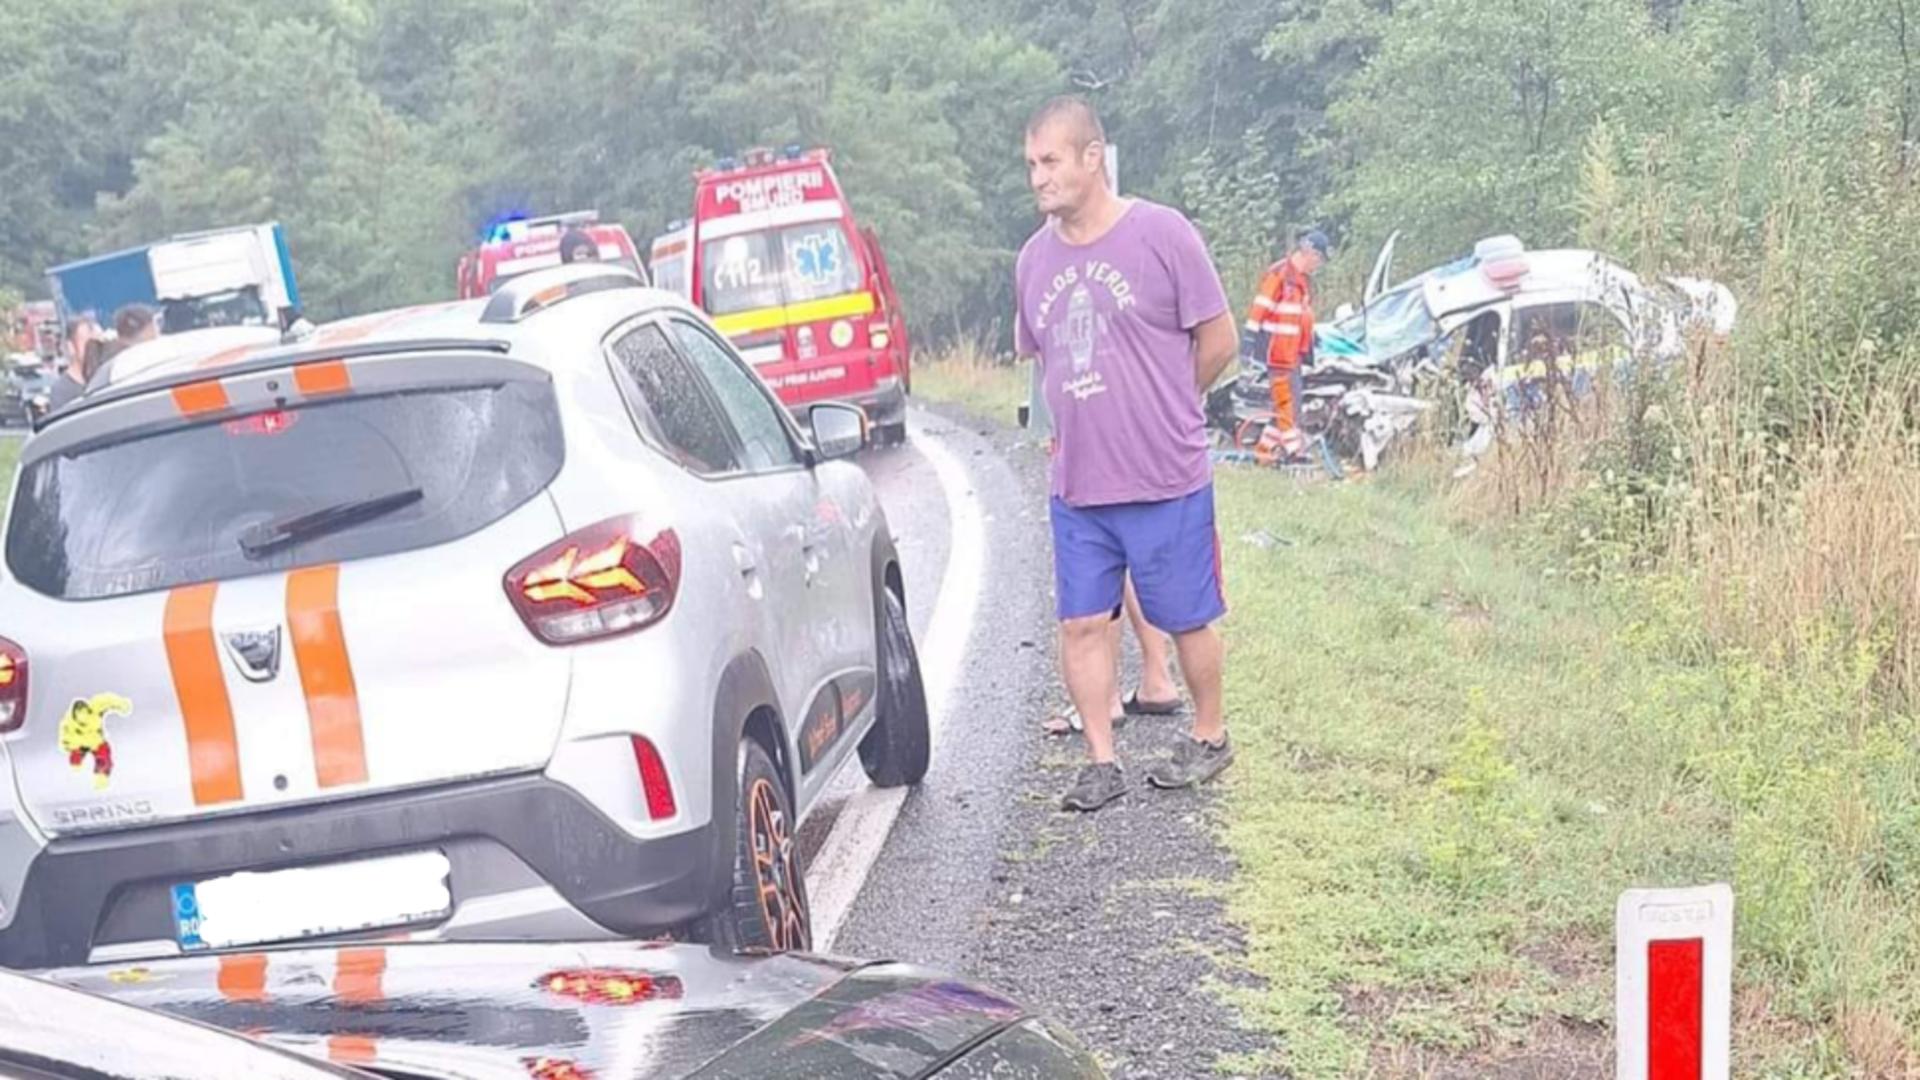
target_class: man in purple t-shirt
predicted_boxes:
[1015,96,1241,812]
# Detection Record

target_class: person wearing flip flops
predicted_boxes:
[1017,95,1238,813]
[1040,580,1184,736]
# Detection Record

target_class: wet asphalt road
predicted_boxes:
[830,407,1057,969]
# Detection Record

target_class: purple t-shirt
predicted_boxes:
[1016,200,1229,507]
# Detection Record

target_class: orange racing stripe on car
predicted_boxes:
[164,584,244,806]
[217,953,268,1002]
[171,380,231,417]
[334,948,386,1004]
[293,359,352,397]
[288,565,369,788]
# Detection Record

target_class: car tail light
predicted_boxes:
[870,323,892,350]
[0,637,26,734]
[632,736,677,820]
[505,518,681,645]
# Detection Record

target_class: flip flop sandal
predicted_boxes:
[1042,706,1130,737]
[1123,693,1184,716]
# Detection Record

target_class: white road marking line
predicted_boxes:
[806,411,987,950]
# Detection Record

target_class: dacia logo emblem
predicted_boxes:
[224,627,282,683]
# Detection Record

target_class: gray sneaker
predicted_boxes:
[1146,734,1234,789]
[1061,762,1128,812]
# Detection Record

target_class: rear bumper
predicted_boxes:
[790,378,904,428]
[858,379,908,427]
[0,773,716,970]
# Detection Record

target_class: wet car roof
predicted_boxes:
[48,940,1044,1080]
[96,282,689,396]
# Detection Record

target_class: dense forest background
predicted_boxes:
[5,0,1919,343]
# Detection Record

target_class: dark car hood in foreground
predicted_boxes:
[47,940,1103,1079]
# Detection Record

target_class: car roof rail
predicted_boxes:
[480,264,647,325]
[47,337,513,427]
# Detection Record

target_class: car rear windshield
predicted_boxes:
[5,380,564,600]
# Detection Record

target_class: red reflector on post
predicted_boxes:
[1617,885,1731,1080]
[1648,938,1704,1080]
[632,736,676,820]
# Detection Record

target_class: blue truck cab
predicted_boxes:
[46,223,301,336]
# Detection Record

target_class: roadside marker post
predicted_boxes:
[1616,884,1733,1080]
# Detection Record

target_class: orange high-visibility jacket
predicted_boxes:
[1244,260,1314,370]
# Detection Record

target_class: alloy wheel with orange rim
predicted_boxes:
[747,776,809,951]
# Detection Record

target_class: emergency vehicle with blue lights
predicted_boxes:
[650,148,912,446]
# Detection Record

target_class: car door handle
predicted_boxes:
[732,542,766,600]
[785,526,823,581]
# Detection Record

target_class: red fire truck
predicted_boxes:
[457,211,647,299]
[649,147,912,446]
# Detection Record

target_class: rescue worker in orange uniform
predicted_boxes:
[1244,229,1330,463]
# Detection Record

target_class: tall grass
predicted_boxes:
[1679,376,1920,707]
[1452,107,1920,708]
[908,337,1030,427]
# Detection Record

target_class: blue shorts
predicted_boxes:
[1050,485,1227,634]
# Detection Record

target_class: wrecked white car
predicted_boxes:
[1207,234,1734,471]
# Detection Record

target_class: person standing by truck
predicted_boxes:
[78,305,159,390]
[112,305,158,350]
[45,315,100,413]
[560,226,599,264]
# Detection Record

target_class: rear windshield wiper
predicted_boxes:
[238,488,424,559]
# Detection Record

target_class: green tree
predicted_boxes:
[1314,0,1712,272]
[93,16,459,318]
[0,0,130,291]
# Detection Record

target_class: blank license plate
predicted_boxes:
[173,850,452,951]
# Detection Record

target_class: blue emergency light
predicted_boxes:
[481,209,534,245]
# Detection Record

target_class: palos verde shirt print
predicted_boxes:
[1016,200,1230,508]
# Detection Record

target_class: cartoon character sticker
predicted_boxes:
[59,693,132,790]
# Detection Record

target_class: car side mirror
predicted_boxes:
[1335,303,1356,321]
[809,403,866,461]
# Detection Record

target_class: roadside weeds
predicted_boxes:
[1212,463,1920,1077]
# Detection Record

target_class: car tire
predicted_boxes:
[858,586,930,787]
[875,421,909,448]
[697,739,812,953]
